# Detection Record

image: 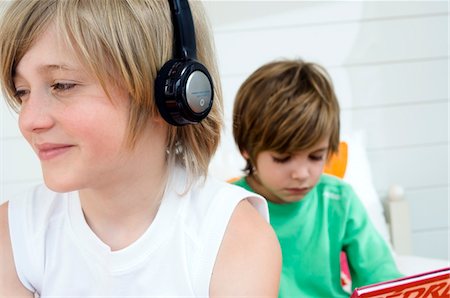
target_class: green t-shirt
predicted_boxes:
[234,174,402,298]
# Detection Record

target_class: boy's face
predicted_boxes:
[251,137,329,204]
[13,24,167,193]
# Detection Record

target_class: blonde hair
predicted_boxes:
[0,0,223,179]
[233,59,340,175]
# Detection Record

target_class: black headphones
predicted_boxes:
[154,0,214,126]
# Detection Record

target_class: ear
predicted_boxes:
[241,150,250,159]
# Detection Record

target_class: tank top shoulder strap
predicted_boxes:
[191,179,268,296]
[8,184,67,293]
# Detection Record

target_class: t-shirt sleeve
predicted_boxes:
[342,185,403,288]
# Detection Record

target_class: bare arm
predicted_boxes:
[210,199,282,297]
[0,202,34,297]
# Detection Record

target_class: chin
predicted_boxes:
[43,175,80,193]
[285,195,306,203]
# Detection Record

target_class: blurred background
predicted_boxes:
[1,1,448,261]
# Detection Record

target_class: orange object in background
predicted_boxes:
[324,142,348,179]
[227,176,240,184]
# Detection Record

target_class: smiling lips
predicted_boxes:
[36,143,74,160]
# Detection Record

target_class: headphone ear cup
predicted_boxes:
[155,59,179,125]
[155,59,214,126]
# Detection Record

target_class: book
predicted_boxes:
[351,267,450,298]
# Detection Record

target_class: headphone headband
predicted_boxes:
[154,0,214,126]
[168,0,197,59]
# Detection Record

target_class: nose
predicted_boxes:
[290,160,309,180]
[19,90,55,134]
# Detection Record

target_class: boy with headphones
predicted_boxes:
[0,0,281,296]
[232,59,402,297]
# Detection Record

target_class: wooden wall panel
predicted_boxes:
[1,1,448,260]
[1,100,20,138]
[368,144,448,192]
[350,102,448,149]
[1,138,41,183]
[412,230,449,260]
[214,15,447,76]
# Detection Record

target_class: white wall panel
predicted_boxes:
[214,21,362,75]
[206,1,447,32]
[220,76,246,121]
[412,229,449,260]
[336,59,448,108]
[206,2,365,31]
[351,101,448,149]
[2,138,42,183]
[360,1,447,20]
[214,15,448,76]
[407,186,449,231]
[1,99,20,138]
[368,144,448,192]
[221,59,448,119]
[344,15,447,65]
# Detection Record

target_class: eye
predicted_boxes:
[51,82,76,92]
[272,154,291,163]
[13,89,29,103]
[310,154,325,162]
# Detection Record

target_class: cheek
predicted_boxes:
[312,162,326,180]
[67,105,129,152]
[257,162,286,184]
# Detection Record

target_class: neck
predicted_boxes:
[79,159,169,251]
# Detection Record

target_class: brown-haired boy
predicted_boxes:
[232,59,402,297]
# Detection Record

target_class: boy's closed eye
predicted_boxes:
[272,154,292,163]
[270,147,328,164]
[272,153,325,163]
[309,148,328,162]
[310,154,325,161]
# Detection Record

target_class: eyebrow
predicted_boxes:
[39,64,76,73]
[14,64,79,79]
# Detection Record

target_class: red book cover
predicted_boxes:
[351,267,450,298]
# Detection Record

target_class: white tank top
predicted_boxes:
[8,168,268,297]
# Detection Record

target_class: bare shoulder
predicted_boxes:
[0,202,34,297]
[210,199,281,297]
